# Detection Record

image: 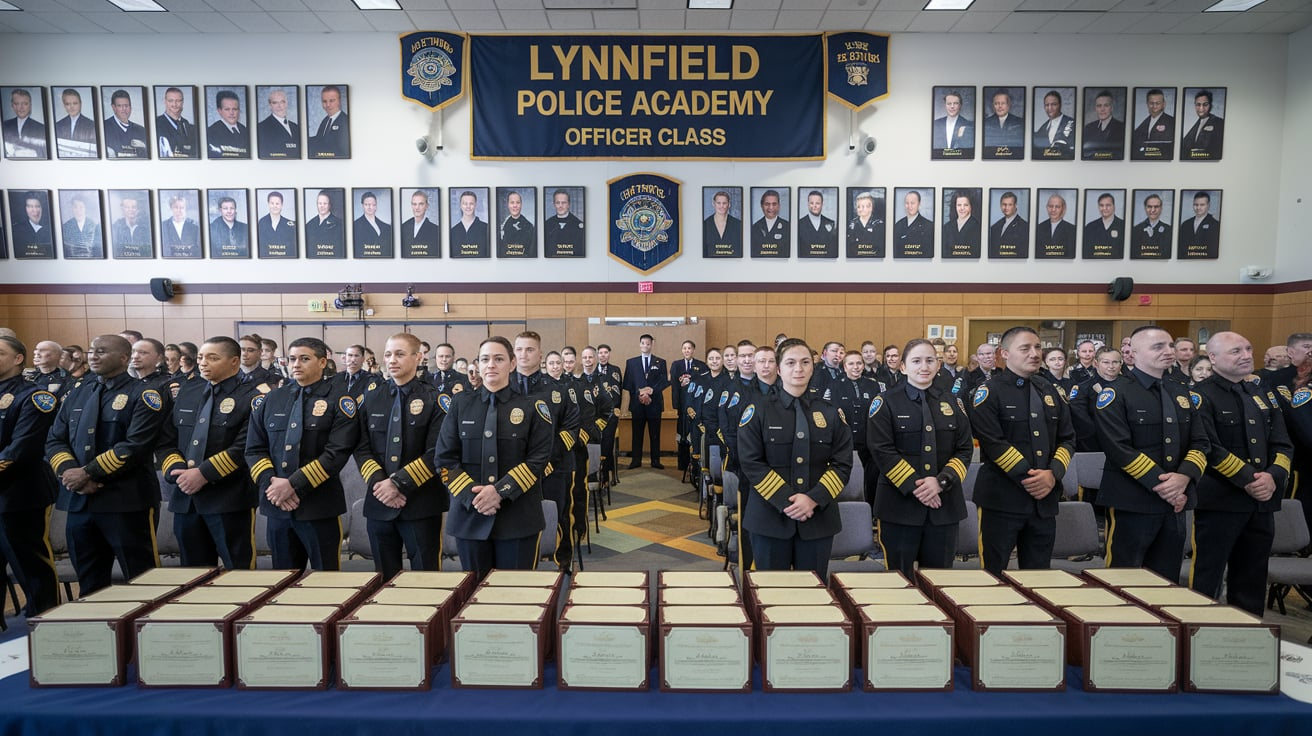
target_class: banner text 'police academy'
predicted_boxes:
[470,35,824,160]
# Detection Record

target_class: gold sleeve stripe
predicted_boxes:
[403,459,434,485]
[544,462,554,477]
[1274,453,1292,474]
[209,452,238,477]
[558,431,575,452]
[1185,450,1207,474]
[448,471,474,496]
[578,429,590,445]
[1214,454,1246,478]
[946,458,969,484]
[508,463,538,491]
[161,453,186,472]
[1052,447,1072,471]
[250,458,274,482]
[360,459,384,480]
[1124,454,1155,479]
[887,459,916,487]
[49,452,76,472]
[95,450,125,473]
[997,447,1025,473]
[819,470,844,499]
[302,460,329,488]
[595,418,607,432]
[757,471,786,500]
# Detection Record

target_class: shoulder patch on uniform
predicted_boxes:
[1293,387,1312,408]
[1189,391,1202,409]
[951,377,963,395]
[438,393,452,413]
[1095,388,1116,410]
[1068,383,1079,400]
[339,396,357,419]
[868,396,883,417]
[535,399,552,423]
[252,394,265,410]
[169,382,181,399]
[583,389,594,404]
[695,385,703,397]
[452,383,464,394]
[972,386,989,407]
[718,391,729,407]
[728,393,740,408]
[141,389,163,412]
[1277,385,1293,402]
[822,388,832,401]
[31,391,57,413]
[738,403,756,427]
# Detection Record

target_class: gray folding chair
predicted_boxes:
[962,462,982,501]
[952,500,981,569]
[1073,452,1105,502]
[340,499,377,572]
[1048,501,1104,572]
[827,501,883,579]
[1267,499,1312,615]
[838,451,866,502]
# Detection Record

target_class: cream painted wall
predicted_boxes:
[1275,24,1311,284]
[0,30,1292,287]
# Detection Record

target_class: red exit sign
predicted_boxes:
[638,281,654,293]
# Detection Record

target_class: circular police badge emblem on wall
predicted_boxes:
[616,194,673,254]
[408,47,457,94]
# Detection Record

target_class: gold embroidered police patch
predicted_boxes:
[1176,395,1190,410]
[112,394,129,410]
[219,398,235,414]
[0,394,11,410]
[410,398,424,415]
[940,401,954,416]
[813,411,826,429]
[510,407,525,425]
[1044,394,1055,407]
[312,399,328,417]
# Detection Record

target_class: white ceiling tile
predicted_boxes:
[298,0,356,9]
[137,11,199,30]
[53,0,118,10]
[872,0,922,10]
[494,0,544,9]
[775,8,821,26]
[1254,11,1312,33]
[71,11,154,31]
[30,10,111,31]
[906,10,965,30]
[949,9,1008,29]
[221,10,287,30]
[445,0,489,8]
[452,8,505,27]
[1037,9,1099,29]
[866,9,916,29]
[9,0,61,10]
[159,0,215,9]
[1076,9,1144,31]
[1016,0,1073,9]
[686,8,730,27]
[970,0,1025,9]
[1255,0,1312,11]
[172,10,243,30]
[406,9,458,26]
[637,8,684,27]
[729,8,778,26]
[1120,11,1189,31]
[820,9,873,27]
[990,10,1056,29]
[546,8,593,26]
[502,8,547,24]
[638,0,686,8]
[780,0,830,9]
[265,10,329,29]
[254,0,308,10]
[213,0,264,11]
[401,0,448,7]
[733,0,783,8]
[592,9,640,27]
[1067,0,1118,8]
[1203,10,1282,31]
[362,8,415,28]
[1159,0,1212,11]
[1165,10,1229,30]
[316,9,376,27]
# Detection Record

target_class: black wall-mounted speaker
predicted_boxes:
[149,277,175,302]
[1107,277,1134,302]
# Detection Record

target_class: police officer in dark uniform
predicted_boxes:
[969,326,1076,575]
[1189,332,1292,615]
[331,344,373,402]
[830,350,884,505]
[867,339,973,577]
[353,333,446,580]
[536,349,581,572]
[0,336,60,615]
[578,345,616,511]
[670,340,709,474]
[1069,346,1124,453]
[595,344,623,481]
[429,342,472,396]
[246,337,360,571]
[717,342,765,567]
[46,335,167,594]
[1094,326,1209,581]
[809,342,845,395]
[564,348,600,537]
[690,348,731,479]
[130,338,172,391]
[237,334,276,393]
[436,336,554,580]
[737,338,852,577]
[157,337,260,570]
[27,340,73,400]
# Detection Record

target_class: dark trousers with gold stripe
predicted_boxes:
[66,508,158,595]
[750,532,832,578]
[266,515,341,571]
[978,508,1055,575]
[877,519,956,578]
[1106,508,1185,583]
[367,515,442,580]
[455,535,538,581]
[0,506,59,615]
[175,509,255,570]
[1189,508,1274,616]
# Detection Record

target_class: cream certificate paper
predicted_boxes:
[137,622,225,686]
[453,623,539,686]
[1190,626,1278,691]
[236,624,324,687]
[30,621,119,685]
[1087,625,1177,690]
[339,624,426,688]
[867,625,952,689]
[765,626,850,689]
[978,625,1064,689]
[560,624,647,689]
[663,627,750,689]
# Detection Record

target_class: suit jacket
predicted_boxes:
[496,215,536,257]
[1032,115,1075,158]
[940,216,981,258]
[750,217,790,257]
[308,111,349,158]
[893,215,933,257]
[1132,218,1172,258]
[111,218,151,253]
[988,215,1028,258]
[12,220,52,250]
[982,114,1025,150]
[304,214,345,258]
[154,114,198,158]
[54,115,96,158]
[796,214,838,256]
[206,121,250,159]
[400,217,441,254]
[1132,113,1175,158]
[160,218,201,257]
[61,218,102,258]
[353,216,392,256]
[2,116,47,158]
[104,119,148,158]
[1181,114,1224,159]
[209,217,249,251]
[1083,216,1126,259]
[702,214,742,257]
[449,218,489,258]
[257,215,296,256]
[257,115,300,159]
[543,213,585,257]
[931,116,973,150]
[1177,214,1220,258]
[1034,218,1075,258]
[1082,118,1125,159]
[623,354,669,412]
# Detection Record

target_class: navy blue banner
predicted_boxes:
[470,35,824,160]
[825,32,889,110]
[400,32,467,111]
[609,173,681,274]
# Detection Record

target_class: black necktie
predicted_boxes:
[643,357,650,374]
[917,390,936,475]
[791,396,809,495]
[386,384,405,474]
[319,116,331,138]
[78,380,104,464]
[285,385,305,467]
[1027,381,1050,469]
[519,373,529,396]
[481,391,500,484]
[186,383,218,467]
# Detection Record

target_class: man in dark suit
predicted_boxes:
[982,88,1024,151]
[110,194,150,256]
[669,340,708,473]
[11,192,52,252]
[206,89,249,159]
[257,190,296,257]
[1032,89,1075,159]
[155,86,198,159]
[1131,88,1175,159]
[931,90,973,152]
[894,189,933,258]
[1181,89,1224,160]
[53,88,97,159]
[61,194,102,259]
[2,88,47,159]
[352,191,391,257]
[1083,192,1125,260]
[988,190,1029,259]
[622,334,669,469]
[750,189,789,258]
[256,87,299,159]
[796,190,837,257]
[1178,190,1220,259]
[209,196,249,253]
[103,89,148,159]
[449,190,489,258]
[160,194,201,258]
[401,190,441,256]
[308,85,349,158]
[1082,89,1124,160]
[1034,193,1076,258]
[1132,193,1171,258]
[543,188,585,258]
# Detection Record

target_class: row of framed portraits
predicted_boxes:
[930,86,1227,162]
[702,187,1221,261]
[0,186,586,261]
[3,184,1220,262]
[1,84,351,161]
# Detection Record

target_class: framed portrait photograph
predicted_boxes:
[206,188,250,259]
[400,187,441,258]
[1131,86,1176,161]
[107,189,154,259]
[0,197,6,260]
[100,86,150,160]
[1130,189,1174,260]
[987,188,1029,260]
[495,186,536,258]
[7,189,55,259]
[930,85,975,160]
[796,187,839,259]
[1034,188,1077,260]
[543,186,585,258]
[1178,189,1221,260]
[981,86,1026,160]
[255,188,297,259]
[152,85,200,159]
[449,187,490,259]
[701,187,743,259]
[1082,189,1127,260]
[303,187,346,259]
[158,188,203,259]
[306,84,350,159]
[204,85,251,159]
[845,187,885,259]
[2,86,50,160]
[893,187,934,259]
[1031,87,1075,161]
[1180,87,1226,161]
[940,187,982,259]
[1081,87,1126,161]
[58,189,105,260]
[352,187,393,259]
[749,186,790,258]
[52,86,100,160]
[256,85,301,160]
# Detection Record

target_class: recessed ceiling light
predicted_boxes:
[0,1,19,10]
[688,0,732,9]
[353,0,401,8]
[1203,0,1267,10]
[106,0,167,10]
[924,0,974,9]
